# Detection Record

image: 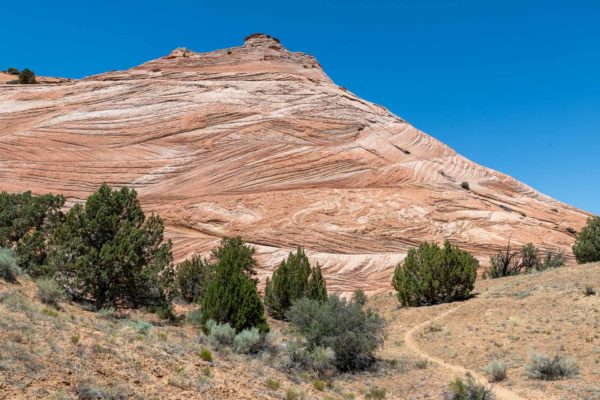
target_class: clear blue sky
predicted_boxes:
[1,0,598,214]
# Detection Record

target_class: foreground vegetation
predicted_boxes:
[1,185,598,399]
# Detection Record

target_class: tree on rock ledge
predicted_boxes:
[18,68,36,84]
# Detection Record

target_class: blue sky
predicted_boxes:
[1,0,598,214]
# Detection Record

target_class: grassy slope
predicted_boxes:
[1,263,598,399]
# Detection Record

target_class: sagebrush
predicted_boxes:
[287,291,384,372]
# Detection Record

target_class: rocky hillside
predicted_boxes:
[0,34,589,293]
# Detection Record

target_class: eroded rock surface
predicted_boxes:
[0,34,589,293]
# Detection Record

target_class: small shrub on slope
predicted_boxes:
[487,242,564,277]
[207,320,236,347]
[444,374,494,400]
[526,353,579,380]
[538,250,566,270]
[365,386,387,400]
[287,294,384,372]
[0,247,20,283]
[233,327,261,354]
[36,278,65,309]
[199,347,213,362]
[483,359,507,382]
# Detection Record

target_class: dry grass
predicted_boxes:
[1,263,598,399]
[406,262,600,400]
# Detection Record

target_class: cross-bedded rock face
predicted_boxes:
[0,36,589,293]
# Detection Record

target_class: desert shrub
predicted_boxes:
[18,68,36,84]
[584,285,596,296]
[175,254,211,303]
[520,243,540,270]
[352,289,367,306]
[392,241,478,306]
[483,359,507,382]
[233,327,261,354]
[285,341,336,378]
[6,67,20,75]
[461,181,470,190]
[0,247,21,282]
[365,386,387,399]
[0,291,33,314]
[36,278,65,309]
[285,388,303,400]
[526,353,579,380]
[487,242,560,278]
[244,33,281,43]
[312,379,326,391]
[132,320,152,335]
[186,308,203,327]
[98,307,116,319]
[444,375,494,400]
[207,319,236,347]
[76,381,130,400]
[266,378,281,390]
[71,334,80,345]
[148,304,176,321]
[48,184,174,309]
[308,346,335,377]
[487,242,522,278]
[538,250,566,270]
[201,237,269,333]
[199,346,213,362]
[287,294,384,372]
[573,216,600,264]
[0,191,65,277]
[265,248,327,319]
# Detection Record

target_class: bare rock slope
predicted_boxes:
[0,34,589,293]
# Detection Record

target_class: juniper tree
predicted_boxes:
[264,248,327,319]
[18,68,36,84]
[265,248,311,319]
[201,237,268,332]
[0,191,65,277]
[175,254,211,303]
[573,216,600,264]
[392,241,478,306]
[48,184,174,309]
[306,263,327,302]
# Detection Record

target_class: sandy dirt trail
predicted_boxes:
[403,301,531,400]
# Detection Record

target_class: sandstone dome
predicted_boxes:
[0,34,589,293]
